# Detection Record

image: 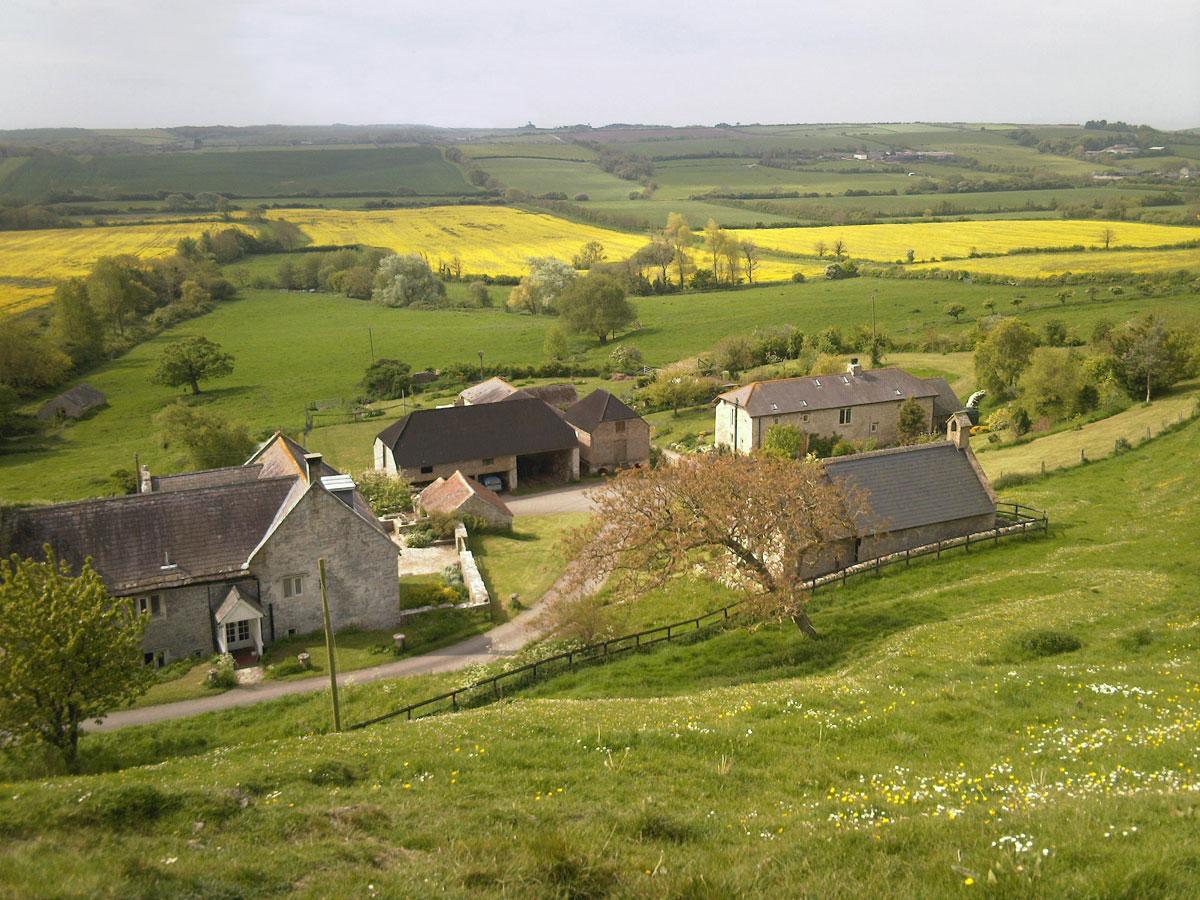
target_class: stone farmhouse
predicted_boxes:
[715,360,958,453]
[819,412,998,572]
[417,470,513,530]
[564,389,651,473]
[374,397,581,490]
[0,433,400,667]
[36,382,107,422]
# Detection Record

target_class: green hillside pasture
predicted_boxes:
[651,158,914,200]
[7,280,1198,502]
[0,146,475,202]
[477,157,632,200]
[458,141,597,161]
[3,425,1200,895]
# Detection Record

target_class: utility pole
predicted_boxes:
[368,327,375,363]
[319,559,342,732]
[477,351,485,382]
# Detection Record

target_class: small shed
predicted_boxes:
[417,470,513,529]
[36,383,107,422]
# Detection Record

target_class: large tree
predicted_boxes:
[85,256,155,336]
[152,335,234,395]
[0,322,72,393]
[361,358,412,401]
[372,253,447,308]
[1108,315,1197,402]
[897,397,929,444]
[634,239,675,288]
[506,257,576,315]
[974,317,1039,399]
[564,455,861,636]
[556,274,635,345]
[0,550,152,769]
[154,402,255,469]
[49,279,105,369]
[663,212,693,288]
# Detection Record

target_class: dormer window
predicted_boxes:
[894,389,902,396]
[814,379,822,387]
[841,376,849,384]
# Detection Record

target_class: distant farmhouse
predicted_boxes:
[36,383,106,422]
[715,360,959,453]
[0,433,399,667]
[376,384,651,488]
[564,389,651,473]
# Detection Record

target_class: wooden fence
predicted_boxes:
[348,500,1048,730]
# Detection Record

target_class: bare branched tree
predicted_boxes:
[563,455,862,637]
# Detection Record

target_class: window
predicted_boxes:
[282,575,304,599]
[772,416,780,424]
[482,457,494,465]
[838,407,853,425]
[225,620,250,645]
[420,465,433,474]
[287,628,297,637]
[802,414,810,423]
[870,422,878,433]
[136,594,163,618]
[615,420,626,433]
[143,651,165,668]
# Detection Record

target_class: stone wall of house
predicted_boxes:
[856,512,998,561]
[457,494,512,529]
[132,579,255,664]
[579,419,651,471]
[251,487,401,640]
[716,397,933,453]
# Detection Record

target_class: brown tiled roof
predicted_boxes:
[418,471,512,519]
[823,442,994,534]
[459,377,520,404]
[36,383,107,421]
[376,398,579,468]
[3,478,301,593]
[565,389,642,433]
[520,383,579,409]
[719,367,937,417]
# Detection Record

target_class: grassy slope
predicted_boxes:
[1,422,1198,896]
[4,280,1196,502]
[471,513,590,610]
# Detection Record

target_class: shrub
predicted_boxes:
[266,658,309,679]
[207,653,238,689]
[1011,629,1081,659]
[304,760,362,787]
[82,784,177,827]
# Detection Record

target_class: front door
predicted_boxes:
[224,619,254,650]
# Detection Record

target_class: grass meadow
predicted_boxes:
[1,421,1197,895]
[5,278,1197,502]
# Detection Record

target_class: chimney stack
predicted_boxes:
[847,357,863,377]
[138,464,153,494]
[948,411,972,450]
[303,452,323,483]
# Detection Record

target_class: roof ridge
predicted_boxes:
[823,439,953,465]
[18,475,300,514]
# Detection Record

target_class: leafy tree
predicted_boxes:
[1108,315,1196,402]
[721,236,742,285]
[703,219,727,277]
[0,383,38,441]
[814,240,828,258]
[50,279,105,369]
[897,397,929,443]
[945,303,967,322]
[85,256,155,336]
[974,317,1039,399]
[832,239,847,259]
[1019,348,1085,419]
[556,274,635,345]
[152,336,234,395]
[0,322,71,393]
[506,257,576,315]
[571,241,605,270]
[356,471,413,517]
[663,212,693,288]
[609,345,644,374]
[329,265,374,300]
[1043,319,1068,347]
[642,365,718,414]
[761,423,806,459]
[633,239,675,288]
[543,325,569,361]
[0,550,152,769]
[905,249,916,264]
[361,358,412,401]
[713,334,756,376]
[563,454,862,636]
[372,254,446,308]
[468,281,491,307]
[740,240,760,284]
[154,403,255,469]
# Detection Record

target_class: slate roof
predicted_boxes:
[520,383,579,409]
[459,377,521,405]
[3,477,301,593]
[823,442,995,534]
[36,383,107,421]
[923,377,962,425]
[718,367,937,418]
[151,464,265,493]
[418,471,513,520]
[564,389,642,433]
[376,397,579,468]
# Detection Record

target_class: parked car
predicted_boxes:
[480,475,504,493]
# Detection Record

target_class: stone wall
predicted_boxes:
[857,512,998,561]
[131,578,258,664]
[715,397,934,453]
[578,418,651,471]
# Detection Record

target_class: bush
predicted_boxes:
[206,653,238,689]
[1010,629,1081,659]
[82,784,177,827]
[400,581,464,610]
[357,471,412,517]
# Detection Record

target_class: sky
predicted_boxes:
[2,0,1198,131]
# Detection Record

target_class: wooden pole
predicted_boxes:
[319,558,342,733]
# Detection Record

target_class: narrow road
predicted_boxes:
[506,482,596,516]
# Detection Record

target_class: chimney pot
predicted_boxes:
[303,452,323,482]
[948,412,972,450]
[847,358,863,377]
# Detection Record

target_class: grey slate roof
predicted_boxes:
[520,383,579,409]
[151,464,265,493]
[718,367,937,418]
[2,477,300,593]
[823,442,995,534]
[376,397,579,468]
[36,383,107,421]
[924,377,962,425]
[564,389,642,433]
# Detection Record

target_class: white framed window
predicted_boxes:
[870,422,878,433]
[136,594,164,618]
[282,575,304,599]
[838,408,853,425]
[225,620,251,645]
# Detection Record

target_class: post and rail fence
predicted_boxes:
[348,500,1048,731]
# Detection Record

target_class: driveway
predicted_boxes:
[505,482,597,516]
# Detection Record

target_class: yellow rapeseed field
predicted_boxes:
[910,246,1200,278]
[271,206,809,281]
[730,219,1200,263]
[0,221,249,317]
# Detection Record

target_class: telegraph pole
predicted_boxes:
[477,351,485,382]
[368,327,375,363]
[319,559,342,732]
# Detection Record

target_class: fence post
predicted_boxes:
[493,678,500,699]
[936,540,941,559]
[533,661,539,680]
[723,606,730,621]
[875,555,881,575]
[568,650,574,669]
[995,526,1000,545]
[905,548,910,567]
[965,533,970,552]
[406,708,413,722]
[451,691,458,712]
[635,633,641,648]
[666,624,672,641]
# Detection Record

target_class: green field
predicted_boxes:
[478,157,632,200]
[5,278,1197,502]
[3,422,1199,895]
[0,146,475,202]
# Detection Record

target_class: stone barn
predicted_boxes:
[564,389,651,473]
[37,383,106,422]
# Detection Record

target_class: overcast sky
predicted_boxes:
[2,0,1198,131]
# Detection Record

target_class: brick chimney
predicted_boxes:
[948,411,972,450]
[847,357,864,377]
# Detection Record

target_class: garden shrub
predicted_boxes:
[207,653,238,689]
